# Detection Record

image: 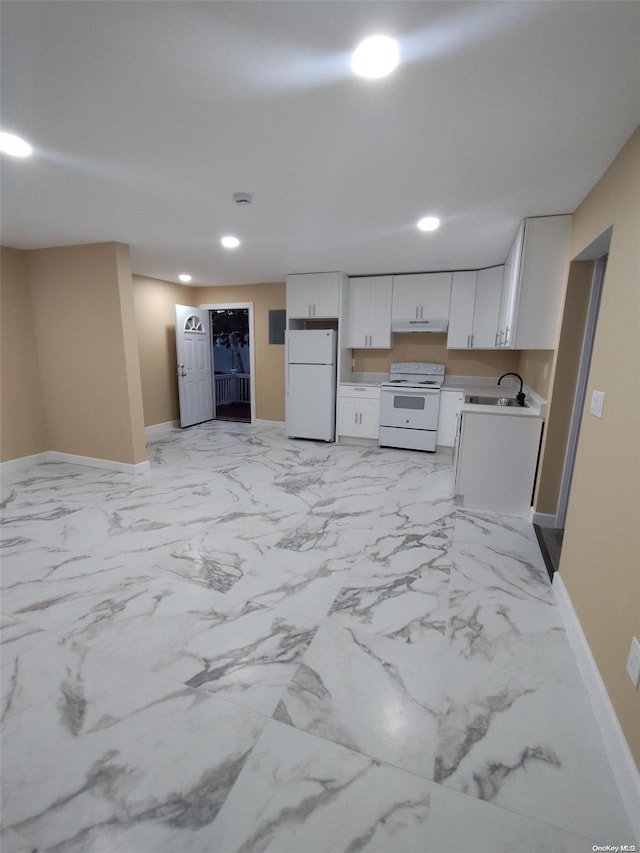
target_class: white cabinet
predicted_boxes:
[474,267,504,348]
[447,272,476,349]
[348,277,392,348]
[448,267,504,350]
[337,385,381,440]
[392,273,452,321]
[455,410,544,517]
[497,215,572,349]
[286,272,343,319]
[436,390,464,447]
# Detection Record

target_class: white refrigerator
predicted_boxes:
[286,329,337,441]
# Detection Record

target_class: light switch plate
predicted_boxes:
[627,637,640,688]
[590,389,605,418]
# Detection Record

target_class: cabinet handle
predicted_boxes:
[415,306,419,319]
[504,327,511,345]
[467,334,470,348]
[470,334,474,347]
[309,304,312,316]
[354,412,358,424]
[420,306,424,319]
[313,304,316,317]
[495,331,499,347]
[499,330,505,346]
[358,413,362,424]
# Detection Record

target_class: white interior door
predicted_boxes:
[175,305,213,428]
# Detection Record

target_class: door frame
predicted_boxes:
[556,254,606,528]
[199,302,256,424]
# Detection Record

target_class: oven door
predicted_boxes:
[379,388,440,430]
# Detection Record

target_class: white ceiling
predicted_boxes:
[1,1,638,286]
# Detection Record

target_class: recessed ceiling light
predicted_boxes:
[417,216,441,232]
[178,273,192,283]
[0,132,33,157]
[221,235,240,249]
[351,35,399,79]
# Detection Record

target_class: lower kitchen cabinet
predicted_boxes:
[436,390,464,447]
[454,410,543,517]
[337,385,381,440]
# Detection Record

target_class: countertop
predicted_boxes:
[342,373,546,416]
[443,377,544,417]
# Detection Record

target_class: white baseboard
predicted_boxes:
[46,452,151,475]
[531,511,558,527]
[255,419,285,427]
[0,452,50,476]
[553,574,640,838]
[145,420,179,439]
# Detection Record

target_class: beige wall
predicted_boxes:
[517,350,554,399]
[353,334,520,377]
[197,282,286,422]
[558,128,640,766]
[133,275,196,427]
[533,262,593,514]
[26,243,147,465]
[0,247,48,461]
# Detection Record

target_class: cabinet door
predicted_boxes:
[368,277,392,348]
[286,275,313,318]
[359,398,381,439]
[348,279,372,347]
[391,275,422,320]
[448,271,477,348]
[514,215,571,349]
[472,266,503,348]
[437,391,464,446]
[418,273,452,318]
[497,223,524,347]
[338,397,360,437]
[309,272,341,318]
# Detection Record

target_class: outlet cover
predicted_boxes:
[627,637,640,688]
[590,389,605,418]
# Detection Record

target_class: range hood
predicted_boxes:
[391,318,449,333]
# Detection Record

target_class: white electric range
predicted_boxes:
[379,362,445,452]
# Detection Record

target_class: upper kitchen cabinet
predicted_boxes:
[348,276,392,348]
[448,267,504,349]
[286,272,345,319]
[391,273,452,321]
[497,215,572,349]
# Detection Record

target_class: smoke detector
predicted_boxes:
[233,192,253,206]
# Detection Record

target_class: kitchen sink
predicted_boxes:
[467,395,528,408]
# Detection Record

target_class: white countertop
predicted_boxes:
[343,373,546,416]
[442,376,545,417]
[341,373,387,387]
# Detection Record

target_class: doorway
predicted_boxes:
[534,234,609,578]
[200,302,256,424]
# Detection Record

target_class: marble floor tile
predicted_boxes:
[0,826,37,853]
[0,613,48,663]
[425,783,596,852]
[206,719,433,853]
[275,624,442,778]
[1,635,267,852]
[434,654,633,842]
[1,423,633,850]
[60,576,319,717]
[446,569,584,689]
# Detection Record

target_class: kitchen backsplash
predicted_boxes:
[352,334,520,377]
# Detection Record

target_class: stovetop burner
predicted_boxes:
[382,362,446,390]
